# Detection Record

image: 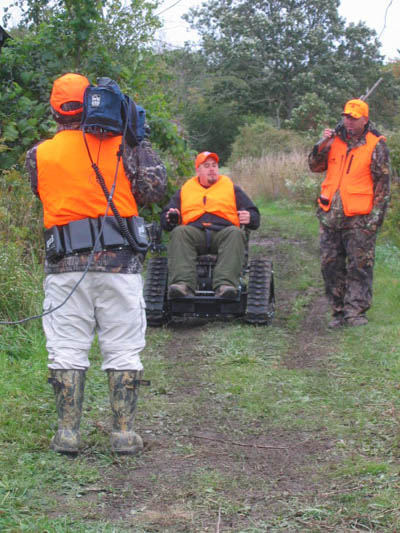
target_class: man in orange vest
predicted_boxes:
[161,151,260,298]
[309,99,390,328]
[26,73,166,455]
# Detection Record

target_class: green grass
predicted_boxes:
[256,197,320,238]
[1,199,400,531]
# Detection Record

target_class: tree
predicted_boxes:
[0,0,194,178]
[285,92,330,135]
[154,47,246,162]
[185,0,391,127]
[4,0,161,69]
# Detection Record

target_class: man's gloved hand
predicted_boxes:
[166,208,181,226]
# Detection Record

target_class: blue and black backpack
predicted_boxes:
[80,77,150,254]
[81,77,146,147]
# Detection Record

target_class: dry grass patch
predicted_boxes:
[231,150,321,203]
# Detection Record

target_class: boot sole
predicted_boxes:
[50,431,80,455]
[50,442,79,456]
[112,448,143,456]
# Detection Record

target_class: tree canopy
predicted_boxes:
[184,0,398,137]
[1,0,400,169]
[0,0,193,181]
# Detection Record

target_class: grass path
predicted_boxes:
[1,200,400,532]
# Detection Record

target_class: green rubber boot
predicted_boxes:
[48,369,85,455]
[107,370,144,455]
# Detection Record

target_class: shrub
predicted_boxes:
[229,118,310,164]
[386,132,400,178]
[381,179,400,248]
[382,133,400,246]
[285,92,331,135]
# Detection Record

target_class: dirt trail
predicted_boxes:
[85,228,338,531]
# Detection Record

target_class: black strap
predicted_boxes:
[82,132,147,254]
[204,228,212,253]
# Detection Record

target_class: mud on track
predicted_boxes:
[78,227,340,532]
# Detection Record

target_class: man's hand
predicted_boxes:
[317,128,335,152]
[238,210,250,225]
[323,128,335,140]
[166,208,180,225]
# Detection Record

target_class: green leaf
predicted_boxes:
[3,123,19,142]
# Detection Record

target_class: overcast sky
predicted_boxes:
[1,0,399,60]
[156,0,400,60]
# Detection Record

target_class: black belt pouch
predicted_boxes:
[128,216,149,249]
[63,218,97,254]
[99,216,128,248]
[44,226,65,263]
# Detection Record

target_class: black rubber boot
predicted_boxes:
[48,369,85,455]
[107,370,143,455]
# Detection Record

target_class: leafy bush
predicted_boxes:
[386,132,400,178]
[185,99,246,164]
[285,92,332,135]
[380,179,400,248]
[229,119,309,164]
[380,134,400,246]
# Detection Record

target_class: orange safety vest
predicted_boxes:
[180,175,240,227]
[319,132,384,217]
[36,130,138,228]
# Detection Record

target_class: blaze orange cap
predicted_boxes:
[342,99,369,119]
[50,73,90,116]
[195,151,219,169]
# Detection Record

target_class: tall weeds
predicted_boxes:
[0,168,43,324]
[231,150,321,204]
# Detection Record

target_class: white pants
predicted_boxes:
[43,272,146,371]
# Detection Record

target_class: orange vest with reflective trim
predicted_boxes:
[319,132,384,217]
[180,175,240,227]
[36,130,138,228]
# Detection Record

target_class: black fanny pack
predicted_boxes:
[44,215,149,263]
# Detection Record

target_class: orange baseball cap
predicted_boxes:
[342,99,369,119]
[50,73,90,116]
[195,151,219,169]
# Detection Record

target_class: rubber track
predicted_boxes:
[244,259,275,325]
[143,257,168,326]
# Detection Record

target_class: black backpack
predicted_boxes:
[81,77,146,147]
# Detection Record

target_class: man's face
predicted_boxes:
[197,157,219,187]
[343,114,368,138]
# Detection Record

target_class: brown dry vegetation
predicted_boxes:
[231,151,321,204]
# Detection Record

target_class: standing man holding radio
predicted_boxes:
[26,73,167,455]
[308,98,390,328]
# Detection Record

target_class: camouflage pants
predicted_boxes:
[319,225,377,319]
